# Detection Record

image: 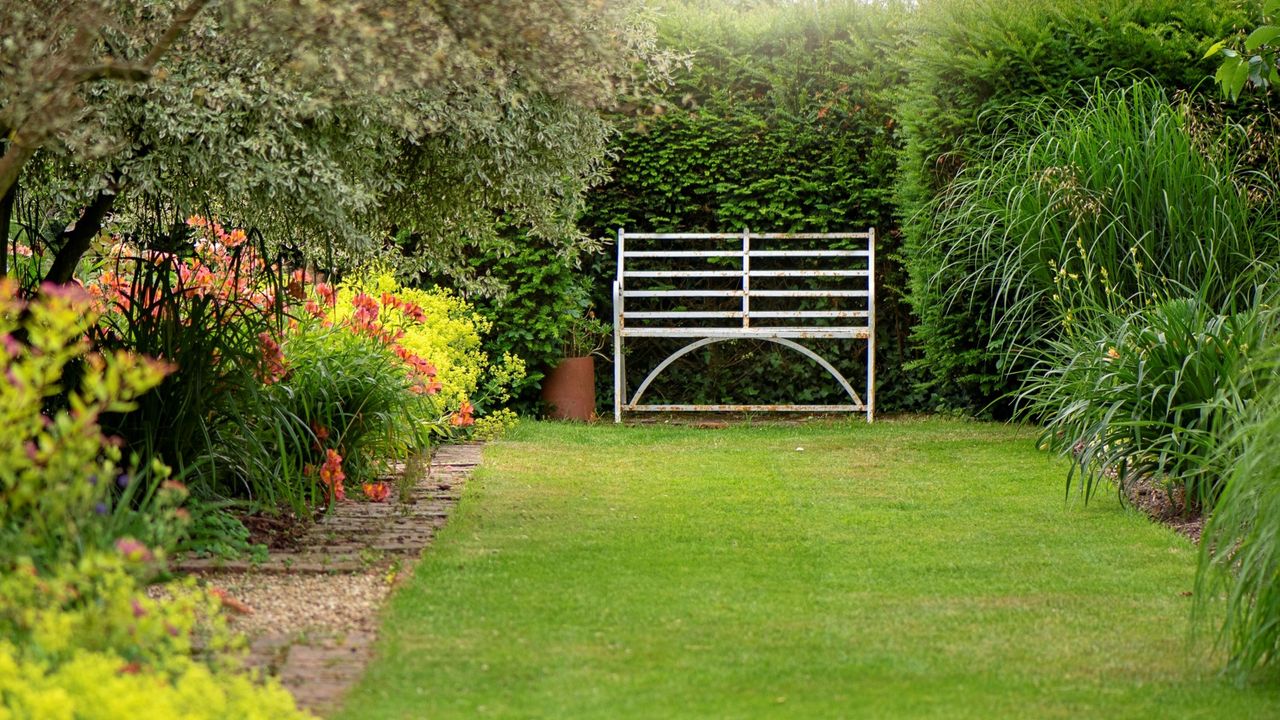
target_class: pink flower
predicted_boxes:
[115,537,154,563]
[256,331,288,384]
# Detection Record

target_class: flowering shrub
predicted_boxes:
[0,280,308,717]
[83,218,291,513]
[0,280,184,569]
[327,272,526,422]
[470,407,520,441]
[0,550,308,719]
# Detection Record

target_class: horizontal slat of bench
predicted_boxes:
[623,249,868,258]
[622,232,872,240]
[751,290,869,297]
[749,310,869,318]
[623,250,742,258]
[621,232,741,239]
[750,269,869,277]
[621,327,871,339]
[750,249,869,257]
[623,290,746,298]
[626,403,866,412]
[625,311,744,319]
[622,289,870,298]
[625,270,741,278]
[750,232,873,240]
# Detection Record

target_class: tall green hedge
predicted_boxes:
[895,0,1251,415]
[581,1,927,410]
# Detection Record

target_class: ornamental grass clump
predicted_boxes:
[924,80,1277,510]
[1197,298,1280,680]
[924,80,1276,370]
[1017,293,1269,510]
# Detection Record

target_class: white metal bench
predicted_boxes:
[612,229,875,422]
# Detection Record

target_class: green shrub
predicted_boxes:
[1018,294,1268,510]
[0,280,185,569]
[0,279,305,716]
[333,272,526,416]
[460,237,593,412]
[896,0,1253,413]
[0,552,308,719]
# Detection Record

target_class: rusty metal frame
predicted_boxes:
[612,228,875,423]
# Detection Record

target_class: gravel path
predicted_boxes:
[184,443,483,716]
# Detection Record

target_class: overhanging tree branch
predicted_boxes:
[0,0,211,203]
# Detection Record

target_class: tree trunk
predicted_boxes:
[44,189,116,285]
[0,142,35,208]
[0,161,14,277]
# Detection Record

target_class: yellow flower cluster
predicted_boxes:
[0,553,311,719]
[333,272,526,414]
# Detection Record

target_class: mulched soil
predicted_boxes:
[240,511,313,552]
[1125,475,1205,542]
[174,443,483,716]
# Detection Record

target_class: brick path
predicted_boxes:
[179,443,483,715]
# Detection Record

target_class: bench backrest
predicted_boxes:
[614,229,875,339]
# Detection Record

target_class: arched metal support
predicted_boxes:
[627,337,865,410]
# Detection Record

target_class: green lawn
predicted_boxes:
[336,419,1280,719]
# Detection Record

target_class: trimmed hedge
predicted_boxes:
[581,1,928,410]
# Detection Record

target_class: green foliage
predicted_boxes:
[470,408,520,441]
[0,280,186,569]
[85,222,289,494]
[0,280,300,715]
[457,237,595,411]
[1019,295,1269,510]
[896,0,1252,414]
[0,552,308,719]
[923,81,1276,390]
[1206,1,1280,99]
[3,0,680,288]
[334,272,524,415]
[1197,309,1280,679]
[581,0,922,410]
[209,319,423,512]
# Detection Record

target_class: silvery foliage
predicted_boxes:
[1,0,686,280]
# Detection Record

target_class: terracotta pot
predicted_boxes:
[541,356,596,421]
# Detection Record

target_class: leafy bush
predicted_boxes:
[207,318,428,512]
[0,280,306,717]
[896,0,1253,413]
[0,551,307,719]
[458,238,594,411]
[0,280,185,569]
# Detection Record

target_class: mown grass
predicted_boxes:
[337,419,1280,719]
